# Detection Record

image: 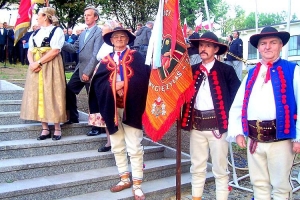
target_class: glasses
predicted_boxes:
[111,35,128,39]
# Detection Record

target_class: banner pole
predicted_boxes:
[176,116,182,200]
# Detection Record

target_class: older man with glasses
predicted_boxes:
[88,27,150,200]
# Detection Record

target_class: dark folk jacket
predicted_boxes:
[182,60,241,134]
[89,49,150,135]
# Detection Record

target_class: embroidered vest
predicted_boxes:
[242,58,297,140]
[33,26,58,47]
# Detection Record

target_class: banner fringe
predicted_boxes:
[143,82,195,142]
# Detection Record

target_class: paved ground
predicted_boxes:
[168,164,300,200]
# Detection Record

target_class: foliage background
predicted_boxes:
[0,0,298,36]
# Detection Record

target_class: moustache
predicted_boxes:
[200,51,207,55]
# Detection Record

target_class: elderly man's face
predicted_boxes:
[110,31,129,50]
[257,36,283,63]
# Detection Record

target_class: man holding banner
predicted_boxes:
[181,32,240,200]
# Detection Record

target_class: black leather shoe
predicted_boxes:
[86,129,100,136]
[63,120,79,125]
[52,135,62,140]
[37,129,51,140]
[98,146,111,152]
[52,129,62,140]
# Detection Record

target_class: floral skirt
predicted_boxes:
[88,113,106,127]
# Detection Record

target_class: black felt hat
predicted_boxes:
[103,27,136,46]
[250,26,290,48]
[189,32,228,55]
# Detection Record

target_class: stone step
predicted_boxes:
[0,158,192,200]
[0,146,167,183]
[0,111,38,125]
[0,90,23,101]
[58,172,199,200]
[0,134,106,159]
[0,100,21,112]
[0,122,92,141]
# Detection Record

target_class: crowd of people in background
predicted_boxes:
[0,19,154,68]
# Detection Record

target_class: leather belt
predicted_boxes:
[248,120,285,143]
[193,109,218,131]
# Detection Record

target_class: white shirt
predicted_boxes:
[28,25,65,51]
[194,59,215,111]
[227,61,300,142]
[96,43,113,61]
[113,49,127,81]
[84,25,96,42]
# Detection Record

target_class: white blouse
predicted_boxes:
[28,25,65,51]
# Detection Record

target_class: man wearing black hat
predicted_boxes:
[181,32,240,200]
[89,27,150,200]
[227,26,300,200]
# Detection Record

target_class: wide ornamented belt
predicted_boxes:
[248,120,286,143]
[193,109,218,131]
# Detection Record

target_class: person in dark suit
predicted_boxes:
[226,30,243,80]
[7,28,18,64]
[186,26,201,65]
[133,21,153,57]
[181,32,240,200]
[19,25,39,65]
[65,28,78,63]
[62,5,104,136]
[0,23,8,63]
[63,28,78,65]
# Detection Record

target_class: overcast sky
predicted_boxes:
[223,0,299,18]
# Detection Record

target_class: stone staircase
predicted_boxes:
[0,80,212,200]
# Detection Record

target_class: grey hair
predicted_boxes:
[146,21,154,26]
[104,20,119,30]
[84,5,100,21]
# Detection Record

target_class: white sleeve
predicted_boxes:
[28,34,34,51]
[50,28,65,50]
[292,65,300,142]
[96,48,101,61]
[226,74,248,143]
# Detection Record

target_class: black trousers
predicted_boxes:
[0,44,5,62]
[66,69,89,122]
[8,46,17,64]
[66,70,101,131]
[19,45,29,65]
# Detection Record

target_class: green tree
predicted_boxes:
[49,0,88,29]
[95,0,159,31]
[221,5,246,37]
[179,0,224,29]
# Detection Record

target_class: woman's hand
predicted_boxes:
[29,62,41,73]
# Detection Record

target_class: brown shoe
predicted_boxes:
[192,197,202,200]
[132,187,145,200]
[110,180,132,192]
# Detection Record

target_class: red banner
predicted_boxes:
[142,0,194,142]
[14,0,32,46]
